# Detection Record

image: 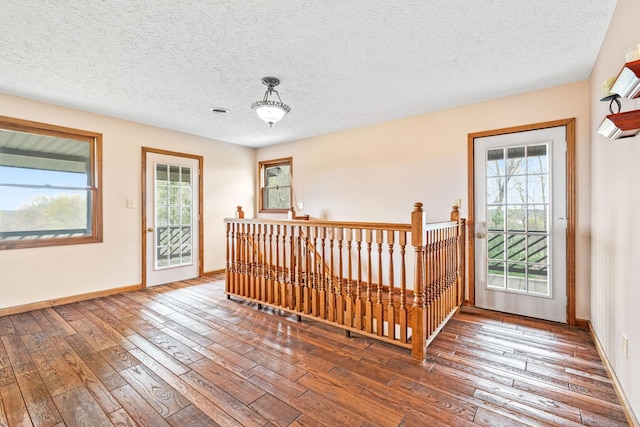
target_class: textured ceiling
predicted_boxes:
[0,1,618,148]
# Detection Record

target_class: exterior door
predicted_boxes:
[145,151,200,286]
[474,126,567,323]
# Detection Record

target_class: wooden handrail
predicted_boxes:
[224,202,465,360]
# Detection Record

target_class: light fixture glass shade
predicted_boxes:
[252,101,290,127]
[252,77,291,127]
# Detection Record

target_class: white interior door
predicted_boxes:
[474,126,567,323]
[145,152,199,287]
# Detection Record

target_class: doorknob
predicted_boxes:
[147,227,154,232]
[476,232,486,239]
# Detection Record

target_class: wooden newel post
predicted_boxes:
[451,205,463,307]
[450,205,460,222]
[411,202,427,360]
[236,206,244,219]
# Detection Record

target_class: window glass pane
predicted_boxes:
[264,186,291,210]
[0,124,99,246]
[265,165,290,187]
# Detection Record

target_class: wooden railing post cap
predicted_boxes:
[413,202,423,211]
[236,206,244,219]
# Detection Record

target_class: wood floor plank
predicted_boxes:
[1,334,63,426]
[111,384,171,427]
[0,382,32,427]
[64,333,127,391]
[52,387,112,427]
[180,370,267,427]
[249,393,302,427]
[119,364,190,417]
[129,347,242,426]
[0,275,628,426]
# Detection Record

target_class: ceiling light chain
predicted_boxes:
[252,77,291,127]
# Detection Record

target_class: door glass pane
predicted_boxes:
[506,175,526,204]
[507,262,526,291]
[488,261,505,289]
[507,234,526,262]
[506,205,525,232]
[528,264,549,295]
[487,233,504,260]
[487,177,505,204]
[487,206,504,231]
[154,163,194,269]
[486,149,505,177]
[485,143,551,297]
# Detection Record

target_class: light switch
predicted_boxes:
[126,199,135,209]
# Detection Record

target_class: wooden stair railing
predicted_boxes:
[224,202,465,360]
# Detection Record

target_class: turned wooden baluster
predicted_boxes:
[295,226,303,312]
[387,229,396,340]
[319,227,327,319]
[311,226,319,317]
[354,228,363,330]
[303,225,312,315]
[288,225,296,310]
[375,229,384,336]
[281,225,289,309]
[274,224,281,306]
[365,229,374,333]
[426,229,435,336]
[399,230,408,343]
[336,227,345,325]
[267,224,274,304]
[328,227,336,322]
[233,222,239,294]
[411,202,427,360]
[249,223,256,300]
[345,228,354,328]
[261,224,267,301]
[240,222,247,296]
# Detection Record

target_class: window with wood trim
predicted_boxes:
[259,158,292,212]
[0,116,103,250]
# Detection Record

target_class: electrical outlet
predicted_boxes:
[622,335,629,359]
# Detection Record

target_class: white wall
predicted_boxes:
[590,0,640,418]
[0,93,254,310]
[257,81,591,318]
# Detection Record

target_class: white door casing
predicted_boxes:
[474,126,567,323]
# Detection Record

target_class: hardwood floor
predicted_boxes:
[0,275,629,426]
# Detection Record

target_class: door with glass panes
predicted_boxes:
[474,126,567,323]
[145,151,200,286]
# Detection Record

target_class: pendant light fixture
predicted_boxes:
[251,77,291,127]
